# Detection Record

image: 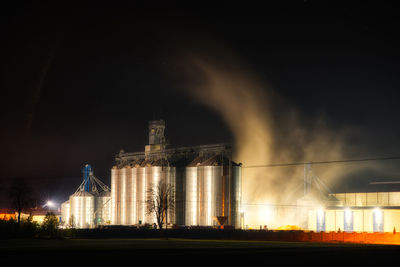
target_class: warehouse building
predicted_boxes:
[305,191,400,233]
[291,166,400,233]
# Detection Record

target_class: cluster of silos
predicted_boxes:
[111,155,242,227]
[111,160,177,226]
[61,165,112,228]
[185,155,242,227]
[62,190,111,228]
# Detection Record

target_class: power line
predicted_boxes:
[242,156,400,168]
[370,181,400,185]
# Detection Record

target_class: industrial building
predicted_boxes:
[60,120,400,233]
[306,191,400,233]
[111,120,242,228]
[293,165,400,233]
[61,120,242,228]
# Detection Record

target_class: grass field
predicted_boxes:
[1,238,399,265]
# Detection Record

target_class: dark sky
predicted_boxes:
[1,1,400,205]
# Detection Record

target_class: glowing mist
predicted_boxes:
[171,49,370,229]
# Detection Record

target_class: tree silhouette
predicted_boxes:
[146,180,175,230]
[42,212,59,237]
[8,178,35,224]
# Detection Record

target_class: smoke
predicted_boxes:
[166,43,376,228]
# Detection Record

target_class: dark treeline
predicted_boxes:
[0,212,62,239]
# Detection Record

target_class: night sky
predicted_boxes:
[1,1,400,206]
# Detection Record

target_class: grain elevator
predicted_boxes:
[111,120,242,228]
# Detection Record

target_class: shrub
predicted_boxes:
[0,218,40,238]
[41,212,60,238]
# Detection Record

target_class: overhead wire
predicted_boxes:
[242,156,400,168]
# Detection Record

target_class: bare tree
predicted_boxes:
[146,179,175,230]
[8,178,35,224]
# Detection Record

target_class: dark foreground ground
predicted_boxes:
[1,238,399,265]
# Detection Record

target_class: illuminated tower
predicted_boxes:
[82,164,93,192]
[145,120,166,156]
[148,120,166,145]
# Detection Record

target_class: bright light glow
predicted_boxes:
[317,208,325,224]
[276,225,302,231]
[46,201,54,207]
[317,208,324,218]
[262,205,273,224]
[373,208,383,223]
[344,208,352,224]
[316,207,325,232]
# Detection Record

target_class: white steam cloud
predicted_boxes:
[170,46,377,228]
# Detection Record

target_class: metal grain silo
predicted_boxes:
[61,200,70,226]
[198,165,222,226]
[184,155,242,228]
[129,166,138,225]
[230,165,242,227]
[70,190,95,228]
[111,166,119,224]
[136,166,146,224]
[95,191,111,225]
[62,164,111,228]
[165,166,177,225]
[185,166,198,226]
[119,167,129,225]
[145,166,161,224]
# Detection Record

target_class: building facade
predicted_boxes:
[306,192,400,233]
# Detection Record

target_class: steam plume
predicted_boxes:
[168,44,373,227]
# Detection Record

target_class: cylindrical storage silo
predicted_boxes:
[120,167,129,225]
[61,200,70,227]
[136,167,146,225]
[185,155,241,228]
[145,166,161,224]
[165,166,177,225]
[111,167,119,224]
[69,191,95,228]
[129,167,138,224]
[199,166,222,226]
[229,166,241,228]
[95,191,111,225]
[185,167,198,226]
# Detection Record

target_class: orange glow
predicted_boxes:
[305,231,400,245]
[276,225,303,231]
[244,230,400,245]
[0,213,16,220]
